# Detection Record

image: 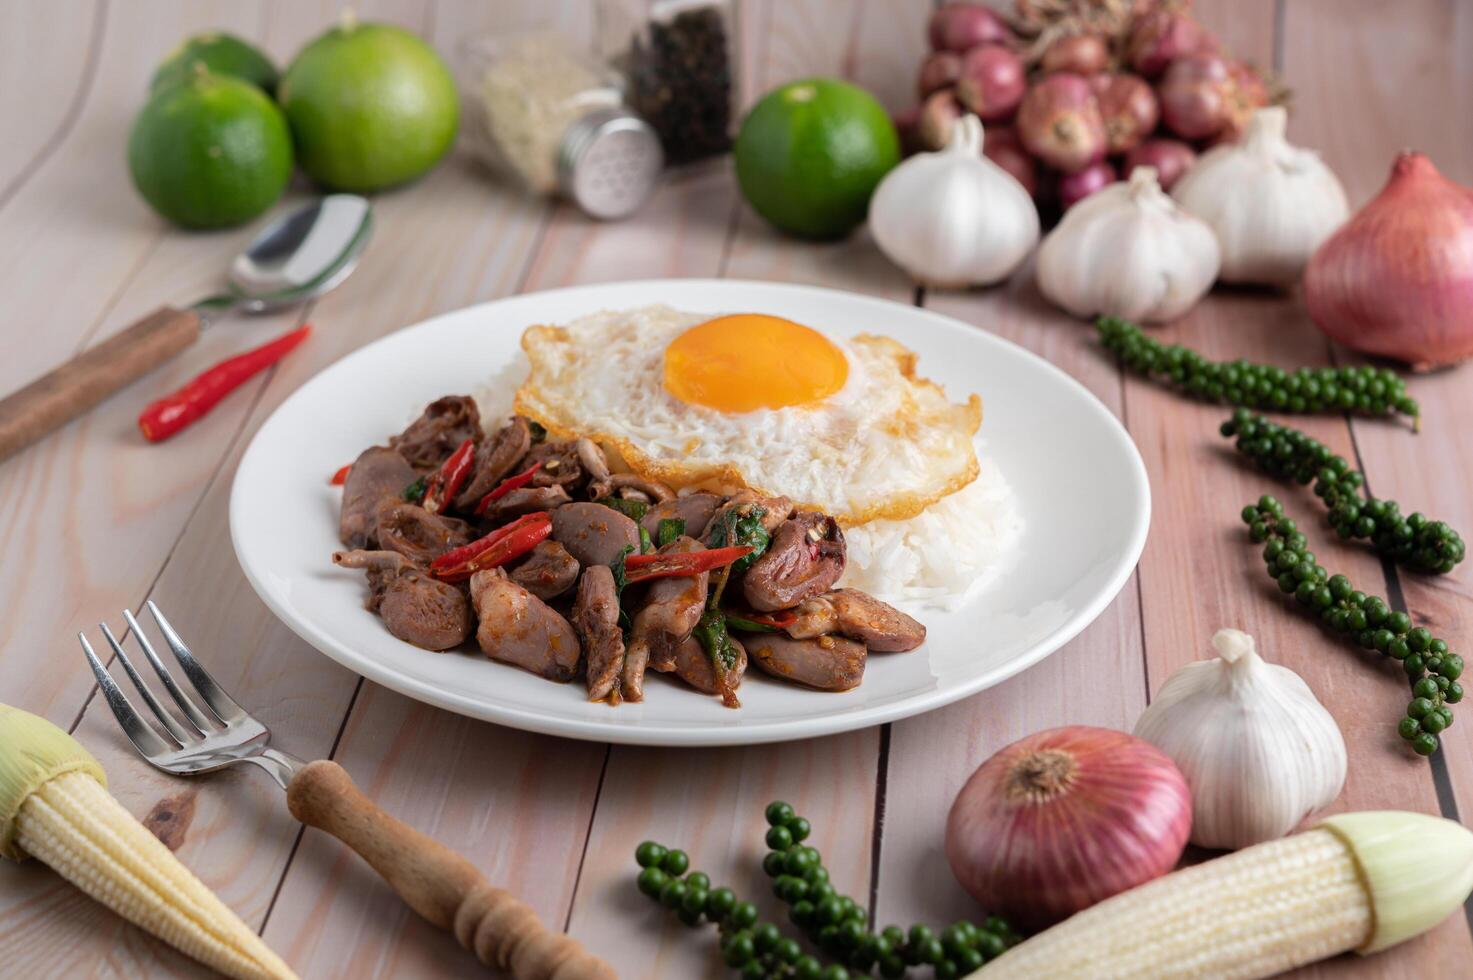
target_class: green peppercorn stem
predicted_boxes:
[1222,411,1464,574]
[1098,317,1420,426]
[1244,497,1463,756]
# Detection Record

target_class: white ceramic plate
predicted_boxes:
[231,280,1148,746]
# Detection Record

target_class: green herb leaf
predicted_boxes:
[528,420,548,443]
[725,613,780,633]
[694,607,738,670]
[639,526,655,554]
[402,475,429,504]
[609,544,635,634]
[657,518,686,548]
[709,505,768,573]
[602,496,650,522]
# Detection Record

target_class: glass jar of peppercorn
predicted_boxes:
[599,0,740,165]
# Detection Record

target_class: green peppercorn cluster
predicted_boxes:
[637,839,832,979]
[1244,496,1463,756]
[1098,317,1419,424]
[1222,410,1464,574]
[763,802,1017,978]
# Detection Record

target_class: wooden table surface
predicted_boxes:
[1,1,1470,977]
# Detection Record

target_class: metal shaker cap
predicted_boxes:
[557,107,664,220]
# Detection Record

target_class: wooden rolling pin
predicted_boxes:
[287,760,616,979]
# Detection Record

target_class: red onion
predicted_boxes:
[918,51,962,98]
[1058,159,1117,208]
[945,726,1192,931]
[893,104,923,157]
[1157,53,1232,140]
[1127,10,1203,77]
[983,125,1037,196]
[1092,73,1159,154]
[1016,73,1106,173]
[1304,152,1473,370]
[1041,34,1109,76]
[1220,60,1270,139]
[1123,137,1196,190]
[928,3,1012,53]
[917,88,964,152]
[956,45,1026,122]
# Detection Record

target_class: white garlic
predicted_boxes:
[1133,629,1347,850]
[1172,106,1349,286]
[868,115,1039,288]
[1035,166,1219,323]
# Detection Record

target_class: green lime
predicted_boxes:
[127,70,293,229]
[734,78,900,240]
[279,20,457,192]
[150,32,279,95]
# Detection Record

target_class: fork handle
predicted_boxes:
[0,306,201,461]
[286,760,615,979]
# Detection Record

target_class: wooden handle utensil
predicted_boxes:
[0,305,200,461]
[286,760,615,979]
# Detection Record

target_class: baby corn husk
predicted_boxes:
[970,810,1473,980]
[0,704,297,980]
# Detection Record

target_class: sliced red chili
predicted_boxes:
[422,437,476,514]
[330,463,352,486]
[724,609,797,632]
[623,545,753,584]
[430,512,551,582]
[473,460,544,516]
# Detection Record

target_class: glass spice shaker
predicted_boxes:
[601,0,740,166]
[457,31,664,220]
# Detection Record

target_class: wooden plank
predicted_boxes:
[1280,1,1473,971]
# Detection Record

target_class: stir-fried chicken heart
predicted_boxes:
[486,485,570,520]
[374,502,473,564]
[742,512,847,612]
[572,565,626,703]
[332,550,472,652]
[640,493,723,541]
[622,536,709,702]
[339,446,418,549]
[453,415,531,510]
[652,635,748,697]
[509,540,580,600]
[551,502,642,567]
[741,633,866,691]
[787,589,926,652]
[389,395,481,470]
[468,568,580,681]
[523,440,584,488]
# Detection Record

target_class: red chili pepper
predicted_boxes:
[726,609,797,631]
[138,324,311,442]
[473,460,544,515]
[430,513,552,582]
[623,545,753,584]
[422,438,476,514]
[330,464,352,486]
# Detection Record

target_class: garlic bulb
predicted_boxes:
[1035,166,1219,323]
[1134,628,1346,850]
[868,115,1039,287]
[1173,106,1349,286]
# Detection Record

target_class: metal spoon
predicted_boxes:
[0,194,373,462]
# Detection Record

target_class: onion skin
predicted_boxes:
[917,89,965,152]
[1041,34,1109,76]
[1093,73,1159,155]
[957,45,1027,122]
[1058,159,1116,208]
[1128,10,1203,78]
[929,3,1012,53]
[983,126,1038,197]
[1016,73,1107,174]
[1124,137,1196,190]
[945,726,1192,932]
[918,51,962,98]
[1304,152,1473,370]
[1158,53,1231,140]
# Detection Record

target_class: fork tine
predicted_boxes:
[145,600,246,724]
[123,609,217,734]
[99,623,193,745]
[80,632,177,759]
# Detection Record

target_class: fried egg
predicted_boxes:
[514,305,981,525]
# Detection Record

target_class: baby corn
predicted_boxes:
[1,705,296,980]
[972,810,1473,980]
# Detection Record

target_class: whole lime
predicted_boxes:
[278,21,458,192]
[127,70,293,229]
[150,33,279,95]
[734,78,900,240]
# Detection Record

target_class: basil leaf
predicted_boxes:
[657,518,686,548]
[639,526,655,554]
[528,420,547,443]
[402,475,429,504]
[725,614,779,633]
[602,497,650,522]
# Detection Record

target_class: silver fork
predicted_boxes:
[82,601,614,978]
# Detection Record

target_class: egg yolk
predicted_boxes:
[663,314,849,413]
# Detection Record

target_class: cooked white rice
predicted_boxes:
[475,357,1021,610]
